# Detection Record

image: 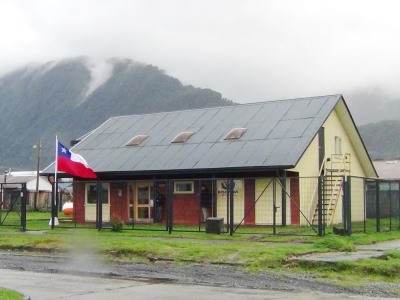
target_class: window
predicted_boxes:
[335,136,342,154]
[126,135,148,146]
[224,128,247,140]
[174,181,194,194]
[85,183,109,204]
[171,132,194,143]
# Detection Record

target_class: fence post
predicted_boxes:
[51,182,57,229]
[228,179,234,236]
[167,179,173,234]
[21,183,27,231]
[343,177,351,235]
[96,181,102,230]
[317,175,324,236]
[272,178,276,235]
[376,180,380,233]
[280,176,286,226]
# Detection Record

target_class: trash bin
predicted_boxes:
[206,217,224,234]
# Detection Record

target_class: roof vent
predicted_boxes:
[126,135,148,146]
[172,132,194,143]
[224,128,247,140]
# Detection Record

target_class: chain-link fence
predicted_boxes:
[14,175,399,236]
[0,183,26,229]
[348,176,400,234]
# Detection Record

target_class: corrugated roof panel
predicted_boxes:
[299,97,328,119]
[96,148,133,172]
[178,143,214,169]
[194,142,230,169]
[147,145,184,170]
[225,141,259,167]
[249,102,277,123]
[282,99,311,120]
[162,144,197,170]
[94,133,122,149]
[213,141,249,168]
[133,146,169,170]
[246,140,280,166]
[245,121,278,140]
[41,95,346,176]
[119,146,152,171]
[264,138,301,166]
[267,120,295,139]
[262,100,294,122]
[285,118,313,138]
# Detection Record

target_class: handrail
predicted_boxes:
[309,155,326,221]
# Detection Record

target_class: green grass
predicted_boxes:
[2,212,400,291]
[0,288,23,300]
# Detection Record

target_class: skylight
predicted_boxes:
[126,135,148,146]
[224,128,247,140]
[172,132,194,143]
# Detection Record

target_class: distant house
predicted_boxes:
[373,160,400,179]
[43,95,377,226]
[0,171,52,210]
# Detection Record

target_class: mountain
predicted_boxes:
[345,88,400,126]
[0,57,233,171]
[358,120,400,161]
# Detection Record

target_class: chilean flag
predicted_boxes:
[57,142,97,179]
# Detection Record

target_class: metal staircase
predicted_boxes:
[312,153,350,226]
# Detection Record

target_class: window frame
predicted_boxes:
[173,181,194,194]
[85,182,110,204]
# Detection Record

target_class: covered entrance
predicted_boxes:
[131,181,154,223]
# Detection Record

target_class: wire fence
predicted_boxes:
[3,176,400,236]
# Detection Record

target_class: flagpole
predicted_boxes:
[51,136,59,228]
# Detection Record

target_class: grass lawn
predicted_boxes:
[1,211,400,287]
[0,288,23,300]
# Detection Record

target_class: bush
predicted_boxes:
[110,215,124,232]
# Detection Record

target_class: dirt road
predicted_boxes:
[0,252,398,299]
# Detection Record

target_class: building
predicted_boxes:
[0,171,53,210]
[43,95,377,227]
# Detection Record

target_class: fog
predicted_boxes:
[1,0,400,107]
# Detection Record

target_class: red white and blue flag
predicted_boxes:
[57,142,97,179]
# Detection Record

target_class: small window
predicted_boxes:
[174,181,194,194]
[335,136,342,154]
[85,183,109,204]
[126,135,148,146]
[172,132,194,143]
[224,128,247,140]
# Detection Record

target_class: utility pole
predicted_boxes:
[33,140,41,211]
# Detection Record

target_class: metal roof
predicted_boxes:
[44,95,345,175]
[373,160,400,179]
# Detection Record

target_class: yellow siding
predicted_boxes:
[290,109,367,178]
[255,178,291,225]
[323,109,366,177]
[290,135,319,176]
[350,177,366,223]
[216,179,244,224]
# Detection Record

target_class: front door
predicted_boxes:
[135,181,154,222]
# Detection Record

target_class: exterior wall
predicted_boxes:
[173,183,201,225]
[350,177,366,223]
[254,178,291,225]
[74,182,85,223]
[110,182,129,222]
[216,179,244,224]
[244,179,255,224]
[290,135,320,177]
[323,109,366,177]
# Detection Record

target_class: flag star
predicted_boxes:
[61,147,67,153]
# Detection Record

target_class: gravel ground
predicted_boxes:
[0,252,399,298]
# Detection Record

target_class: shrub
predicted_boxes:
[110,215,124,232]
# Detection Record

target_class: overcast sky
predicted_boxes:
[1,0,400,103]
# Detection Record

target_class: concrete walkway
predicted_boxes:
[291,239,400,263]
